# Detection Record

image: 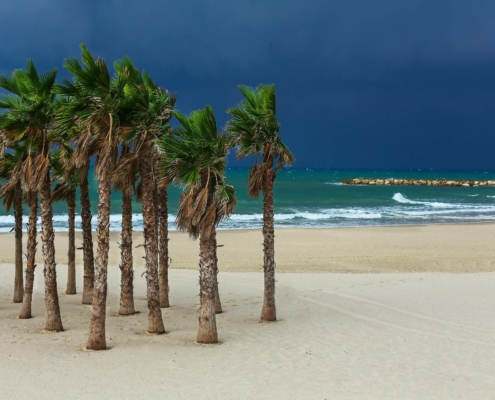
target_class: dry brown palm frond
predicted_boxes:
[74,128,92,169]
[189,224,200,240]
[192,186,209,225]
[156,173,172,188]
[247,164,264,198]
[215,196,235,225]
[1,185,16,212]
[274,150,294,179]
[179,189,194,217]
[51,183,71,203]
[21,156,33,192]
[88,139,101,162]
[176,192,192,232]
[1,177,18,201]
[214,201,224,226]
[112,151,138,190]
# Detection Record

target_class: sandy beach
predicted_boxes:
[1,223,495,399]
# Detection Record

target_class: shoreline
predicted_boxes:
[3,219,495,234]
[1,222,494,273]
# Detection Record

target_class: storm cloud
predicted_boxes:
[2,0,495,168]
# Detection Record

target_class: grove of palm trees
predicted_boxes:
[0,44,293,350]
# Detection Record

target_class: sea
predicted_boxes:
[2,168,495,232]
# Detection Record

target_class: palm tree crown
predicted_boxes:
[0,60,58,192]
[159,106,236,238]
[227,84,294,196]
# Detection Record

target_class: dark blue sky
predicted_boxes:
[1,0,494,169]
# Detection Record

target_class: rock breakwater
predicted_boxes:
[341,178,495,187]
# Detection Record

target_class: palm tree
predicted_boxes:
[51,148,79,295]
[158,106,236,343]
[19,189,38,319]
[0,146,23,303]
[0,143,26,303]
[227,84,294,321]
[157,180,170,308]
[116,59,175,333]
[79,159,95,305]
[55,44,129,349]
[0,60,63,331]
[0,141,40,317]
[112,142,137,315]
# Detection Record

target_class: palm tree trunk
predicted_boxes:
[40,170,64,331]
[13,181,24,303]
[197,230,218,343]
[66,189,76,295]
[80,169,94,305]
[119,187,135,315]
[158,186,170,308]
[86,155,112,350]
[154,185,159,241]
[140,145,165,334]
[19,192,38,319]
[213,236,222,314]
[261,155,276,321]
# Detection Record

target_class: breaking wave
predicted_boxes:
[2,191,495,232]
[392,193,453,207]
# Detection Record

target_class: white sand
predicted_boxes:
[1,225,495,399]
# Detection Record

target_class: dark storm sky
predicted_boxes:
[1,0,495,169]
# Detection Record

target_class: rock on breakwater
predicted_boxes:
[341,178,495,187]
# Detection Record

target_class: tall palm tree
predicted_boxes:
[158,106,236,343]
[227,84,294,321]
[0,143,27,303]
[112,142,138,315]
[116,59,175,333]
[55,44,129,349]
[157,179,170,308]
[0,60,63,331]
[79,159,95,305]
[51,148,79,295]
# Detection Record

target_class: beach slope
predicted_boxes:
[0,223,495,399]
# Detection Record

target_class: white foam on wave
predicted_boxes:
[392,193,453,207]
[3,190,495,232]
[228,210,382,222]
[468,194,479,197]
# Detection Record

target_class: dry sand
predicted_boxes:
[1,223,495,399]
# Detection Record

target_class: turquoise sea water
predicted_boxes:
[2,168,495,232]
